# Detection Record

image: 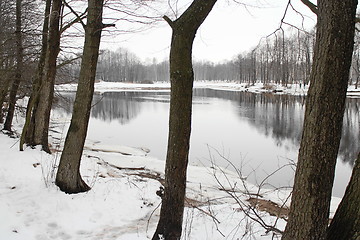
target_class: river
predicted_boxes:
[53,88,360,198]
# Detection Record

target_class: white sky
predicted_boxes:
[100,0,317,63]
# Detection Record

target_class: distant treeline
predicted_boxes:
[63,29,360,88]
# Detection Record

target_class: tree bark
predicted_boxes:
[282,1,357,240]
[31,0,62,152]
[152,1,217,239]
[0,75,12,123]
[55,0,104,194]
[20,0,51,150]
[3,0,23,131]
[326,152,360,240]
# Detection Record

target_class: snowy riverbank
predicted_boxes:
[0,116,292,240]
[1,83,347,240]
[55,80,360,97]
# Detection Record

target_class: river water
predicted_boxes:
[54,89,359,198]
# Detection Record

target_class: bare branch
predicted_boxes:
[167,0,177,18]
[356,16,360,24]
[102,23,116,29]
[300,0,318,15]
[299,0,360,24]
[56,54,82,69]
[62,0,87,30]
[163,15,174,28]
[60,9,87,34]
[265,0,291,39]
[205,145,287,236]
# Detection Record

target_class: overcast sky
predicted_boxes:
[100,0,317,63]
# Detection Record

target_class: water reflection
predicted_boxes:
[340,98,360,164]
[53,89,360,197]
[54,89,359,166]
[91,92,142,124]
[55,91,169,124]
[193,89,359,165]
[196,90,305,148]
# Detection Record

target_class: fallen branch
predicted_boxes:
[84,146,133,155]
[128,171,165,185]
[108,164,146,171]
[247,197,289,220]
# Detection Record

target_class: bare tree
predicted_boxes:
[0,0,15,123]
[282,0,357,239]
[3,0,23,132]
[351,32,360,89]
[26,0,62,152]
[55,0,115,194]
[0,0,41,124]
[20,0,51,150]
[152,1,218,239]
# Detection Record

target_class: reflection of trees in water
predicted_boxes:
[194,89,305,148]
[55,91,169,124]
[248,93,305,149]
[55,89,358,164]
[91,92,142,124]
[194,89,359,165]
[339,99,360,164]
[53,92,76,114]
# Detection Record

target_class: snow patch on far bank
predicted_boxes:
[54,80,360,97]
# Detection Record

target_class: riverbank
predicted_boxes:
[55,80,360,97]
[1,88,345,239]
[1,112,291,240]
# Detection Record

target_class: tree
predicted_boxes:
[3,0,23,131]
[327,152,360,240]
[282,1,357,239]
[96,48,143,82]
[0,0,16,123]
[0,0,42,125]
[28,0,62,152]
[20,0,89,151]
[351,32,360,89]
[151,1,218,239]
[55,0,107,194]
[20,0,51,151]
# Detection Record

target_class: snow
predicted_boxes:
[1,81,351,240]
[0,128,288,240]
[55,80,360,97]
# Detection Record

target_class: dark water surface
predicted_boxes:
[54,89,359,197]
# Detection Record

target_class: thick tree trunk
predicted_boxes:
[55,0,104,194]
[282,1,357,240]
[20,0,51,150]
[31,0,61,152]
[152,1,217,239]
[152,34,194,240]
[3,0,22,131]
[326,152,360,240]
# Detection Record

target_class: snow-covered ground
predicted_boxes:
[1,82,349,240]
[0,116,290,240]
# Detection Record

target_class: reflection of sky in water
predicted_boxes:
[54,90,359,198]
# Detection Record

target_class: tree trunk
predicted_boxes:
[55,0,104,194]
[282,1,357,240]
[326,152,360,240]
[31,0,61,152]
[3,0,23,131]
[0,75,12,123]
[152,1,217,239]
[20,0,51,150]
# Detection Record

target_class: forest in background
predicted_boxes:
[2,0,360,92]
[61,28,360,88]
